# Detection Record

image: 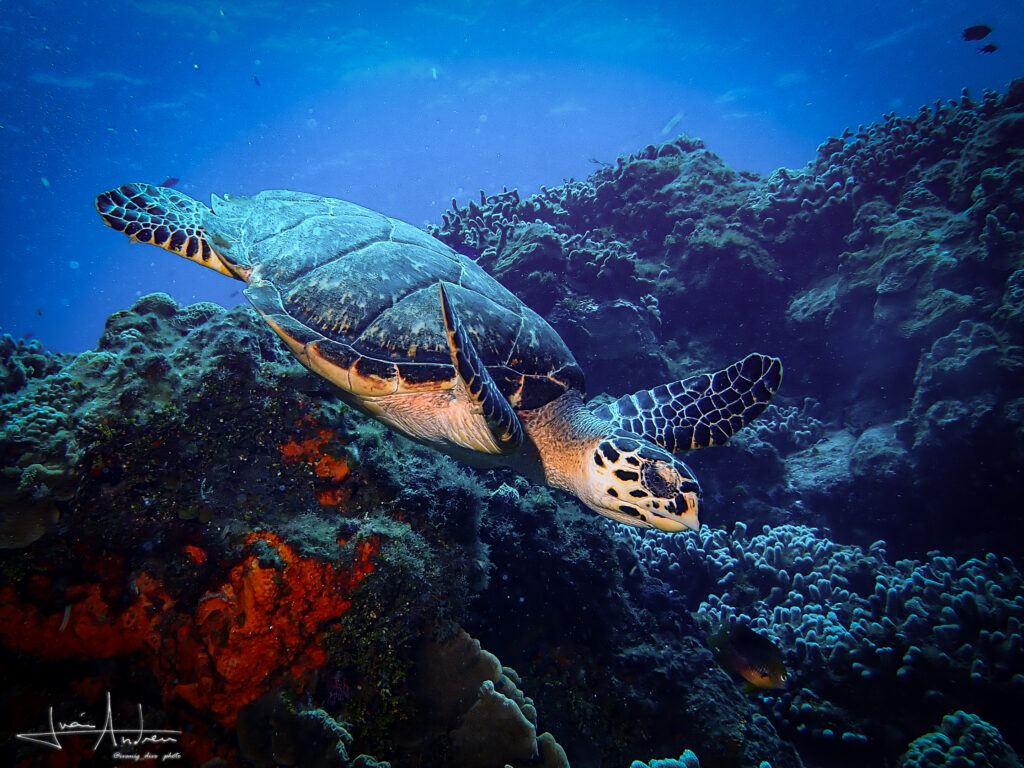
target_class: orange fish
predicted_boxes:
[709,624,788,691]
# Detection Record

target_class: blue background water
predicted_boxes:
[2,0,1021,353]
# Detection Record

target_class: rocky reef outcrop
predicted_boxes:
[429,79,1024,561]
[0,294,787,767]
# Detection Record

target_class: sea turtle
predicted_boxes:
[95,184,782,532]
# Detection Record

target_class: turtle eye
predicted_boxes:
[642,462,678,498]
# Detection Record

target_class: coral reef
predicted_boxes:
[0,294,561,766]
[630,751,774,768]
[898,711,1021,768]
[430,80,1024,559]
[236,689,390,768]
[404,628,567,768]
[619,521,1023,766]
[467,483,802,768]
[4,79,1024,768]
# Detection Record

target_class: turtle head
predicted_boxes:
[586,431,701,532]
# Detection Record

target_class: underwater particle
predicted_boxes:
[69,260,80,270]
[431,66,438,79]
[661,112,684,136]
[709,623,788,690]
[41,177,50,189]
[962,24,992,41]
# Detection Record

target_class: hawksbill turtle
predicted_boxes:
[95,184,782,532]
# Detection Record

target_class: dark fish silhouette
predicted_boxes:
[160,177,180,188]
[978,43,998,53]
[709,624,788,691]
[253,75,261,86]
[962,25,992,41]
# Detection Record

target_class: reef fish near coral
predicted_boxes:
[709,623,788,690]
[95,184,781,533]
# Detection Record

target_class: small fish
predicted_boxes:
[962,24,992,41]
[36,309,43,317]
[978,43,998,53]
[160,176,180,188]
[253,74,261,86]
[709,624,788,691]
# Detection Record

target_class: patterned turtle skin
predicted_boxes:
[96,183,783,532]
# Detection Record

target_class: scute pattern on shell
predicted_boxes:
[210,191,585,407]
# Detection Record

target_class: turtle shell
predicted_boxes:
[208,190,584,410]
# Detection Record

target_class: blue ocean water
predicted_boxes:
[2,0,1021,352]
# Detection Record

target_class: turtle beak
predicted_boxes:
[647,491,699,532]
[676,490,700,531]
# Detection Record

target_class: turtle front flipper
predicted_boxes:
[95,183,242,280]
[593,353,782,454]
[439,281,524,454]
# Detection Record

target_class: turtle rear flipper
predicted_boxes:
[593,353,782,454]
[95,183,243,280]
